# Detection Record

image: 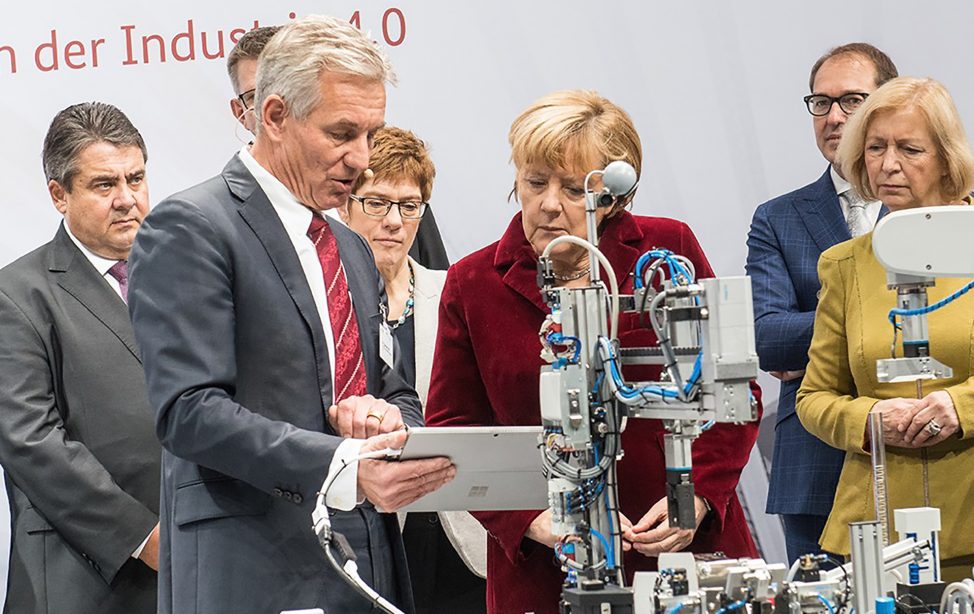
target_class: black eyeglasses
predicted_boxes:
[803,92,869,116]
[350,195,428,220]
[237,88,256,111]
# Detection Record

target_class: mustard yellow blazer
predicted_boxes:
[796,231,974,563]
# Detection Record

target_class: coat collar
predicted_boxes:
[224,155,333,403]
[794,166,850,252]
[794,166,891,251]
[410,257,445,407]
[223,154,387,406]
[48,224,141,361]
[493,210,644,312]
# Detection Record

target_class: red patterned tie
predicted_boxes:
[307,214,368,403]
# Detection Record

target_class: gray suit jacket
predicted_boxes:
[0,226,159,614]
[128,155,424,614]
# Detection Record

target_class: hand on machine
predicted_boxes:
[535,160,759,613]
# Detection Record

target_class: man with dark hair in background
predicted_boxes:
[0,102,160,613]
[746,43,897,563]
[227,24,452,270]
[227,25,281,135]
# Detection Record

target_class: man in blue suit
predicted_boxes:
[746,43,897,564]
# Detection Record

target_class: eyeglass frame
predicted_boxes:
[803,92,870,117]
[349,194,428,220]
[237,88,256,112]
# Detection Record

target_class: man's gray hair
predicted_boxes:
[42,102,147,190]
[254,15,396,126]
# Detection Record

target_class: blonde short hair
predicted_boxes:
[255,15,396,125]
[838,77,974,203]
[508,90,642,212]
[351,126,436,201]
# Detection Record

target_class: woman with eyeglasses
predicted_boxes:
[797,77,974,580]
[341,126,488,614]
[423,90,761,614]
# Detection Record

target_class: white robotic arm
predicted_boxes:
[868,206,974,383]
[872,206,974,278]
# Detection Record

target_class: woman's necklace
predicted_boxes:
[553,265,591,282]
[389,262,415,330]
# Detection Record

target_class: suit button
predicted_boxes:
[273,488,283,497]
[292,493,303,504]
[283,491,292,501]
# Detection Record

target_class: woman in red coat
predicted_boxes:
[424,90,760,614]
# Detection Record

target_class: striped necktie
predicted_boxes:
[307,215,367,403]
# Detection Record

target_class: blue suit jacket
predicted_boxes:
[747,168,875,516]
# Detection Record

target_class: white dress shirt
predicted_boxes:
[238,147,364,511]
[831,165,882,230]
[63,225,153,559]
[64,225,125,298]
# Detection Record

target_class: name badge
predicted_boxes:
[379,319,395,368]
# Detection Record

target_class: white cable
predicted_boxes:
[312,446,405,614]
[313,447,402,536]
[343,560,406,614]
[541,235,620,339]
[941,582,974,614]
[674,255,696,282]
[786,557,802,582]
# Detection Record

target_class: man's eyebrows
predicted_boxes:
[85,173,120,184]
[84,168,145,184]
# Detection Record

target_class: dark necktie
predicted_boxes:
[307,215,367,403]
[107,260,128,303]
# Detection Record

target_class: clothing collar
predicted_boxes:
[829,165,852,197]
[237,146,346,228]
[493,210,644,311]
[493,209,643,268]
[62,222,122,276]
[239,145,316,244]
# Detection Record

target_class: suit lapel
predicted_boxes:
[49,225,141,361]
[596,212,642,291]
[229,157,333,404]
[495,214,552,313]
[410,259,442,407]
[794,167,850,252]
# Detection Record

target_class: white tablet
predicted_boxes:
[397,426,548,512]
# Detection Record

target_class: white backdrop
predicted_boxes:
[3,0,974,602]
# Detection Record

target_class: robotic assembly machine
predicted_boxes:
[303,181,974,614]
[533,174,974,614]
[534,160,760,611]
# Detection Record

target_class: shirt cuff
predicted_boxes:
[322,438,366,511]
[131,531,152,559]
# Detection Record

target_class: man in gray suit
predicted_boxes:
[226,24,452,271]
[128,15,455,614]
[0,102,160,613]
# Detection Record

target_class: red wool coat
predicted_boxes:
[425,211,761,614]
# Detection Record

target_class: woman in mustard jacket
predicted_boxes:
[797,77,974,580]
